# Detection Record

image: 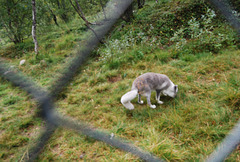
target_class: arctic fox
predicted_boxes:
[121,72,178,110]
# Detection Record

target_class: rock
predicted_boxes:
[19,59,26,66]
[110,133,114,139]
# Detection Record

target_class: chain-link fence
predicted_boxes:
[0,0,239,161]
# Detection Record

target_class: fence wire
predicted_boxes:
[0,0,239,161]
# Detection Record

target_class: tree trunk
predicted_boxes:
[46,2,59,26]
[32,0,38,54]
[60,0,69,22]
[123,3,133,22]
[74,0,90,25]
[138,0,145,9]
[69,0,102,43]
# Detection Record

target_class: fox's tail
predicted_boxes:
[121,89,138,110]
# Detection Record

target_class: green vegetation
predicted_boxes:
[0,0,240,161]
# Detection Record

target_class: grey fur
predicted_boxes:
[121,72,178,110]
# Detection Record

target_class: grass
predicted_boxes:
[1,46,239,161]
[1,0,240,161]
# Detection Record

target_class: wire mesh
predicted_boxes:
[0,0,239,161]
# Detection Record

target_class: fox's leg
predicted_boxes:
[145,91,156,109]
[156,90,160,100]
[156,90,164,104]
[138,94,144,104]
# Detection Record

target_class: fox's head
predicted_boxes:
[162,85,178,98]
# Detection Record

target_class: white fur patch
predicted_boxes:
[160,81,168,89]
[157,101,164,104]
[150,105,156,109]
[121,89,138,110]
[139,100,144,104]
[163,85,175,98]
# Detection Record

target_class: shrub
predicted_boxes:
[170,8,236,55]
[98,26,161,68]
[0,39,34,59]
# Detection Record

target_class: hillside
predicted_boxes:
[0,0,239,161]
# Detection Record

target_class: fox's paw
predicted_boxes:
[138,100,144,104]
[150,105,156,109]
[157,101,164,104]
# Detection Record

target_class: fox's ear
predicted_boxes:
[174,85,178,92]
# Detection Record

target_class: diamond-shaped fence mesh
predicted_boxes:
[0,0,239,161]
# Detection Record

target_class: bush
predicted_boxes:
[170,8,236,55]
[98,26,161,68]
[0,39,34,58]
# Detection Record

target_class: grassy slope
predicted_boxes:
[1,48,239,161]
[42,49,239,161]
[1,1,240,162]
